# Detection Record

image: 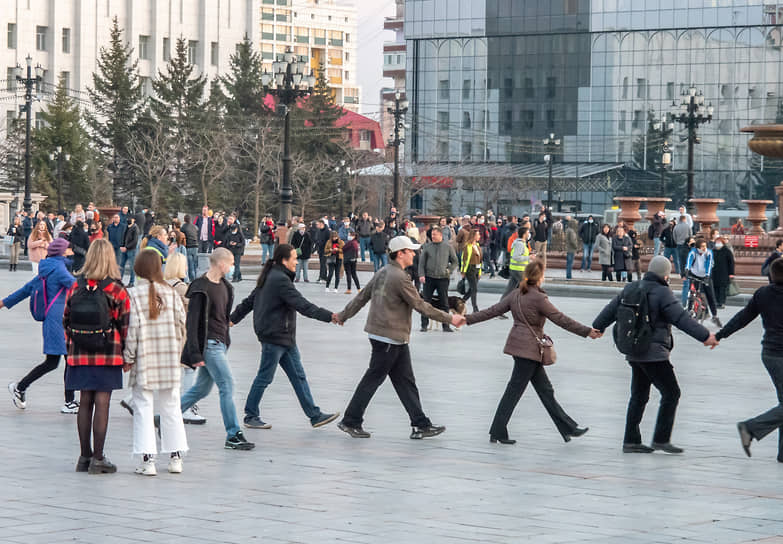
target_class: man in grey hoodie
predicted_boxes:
[418,227,458,332]
[673,215,693,278]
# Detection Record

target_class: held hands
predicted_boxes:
[704,333,719,350]
[419,276,426,284]
[331,313,344,326]
[122,363,132,372]
[451,314,466,328]
[588,328,603,339]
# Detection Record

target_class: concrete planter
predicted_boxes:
[742,200,774,235]
[689,198,724,236]
[613,196,646,230]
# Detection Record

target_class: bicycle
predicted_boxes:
[685,273,710,323]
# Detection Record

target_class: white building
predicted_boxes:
[2,0,259,133]
[380,0,404,160]
[259,0,360,111]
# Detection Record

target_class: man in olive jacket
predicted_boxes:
[336,236,465,439]
[418,227,458,332]
[593,256,717,455]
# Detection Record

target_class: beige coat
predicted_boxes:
[27,235,50,263]
[338,260,451,343]
[124,279,186,390]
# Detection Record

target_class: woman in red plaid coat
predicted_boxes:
[63,239,130,474]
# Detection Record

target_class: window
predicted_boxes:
[211,42,219,66]
[462,142,472,161]
[546,77,556,98]
[188,40,198,64]
[462,79,471,100]
[138,35,150,60]
[6,67,15,91]
[546,109,555,128]
[462,111,471,129]
[7,23,16,49]
[35,112,44,130]
[262,7,274,20]
[62,28,70,53]
[345,52,349,61]
[619,110,626,132]
[344,71,349,80]
[632,110,643,130]
[345,33,350,42]
[523,110,534,129]
[6,110,16,134]
[636,78,647,99]
[36,26,47,51]
[524,77,534,98]
[359,130,371,141]
[565,0,578,14]
[436,141,448,160]
[438,79,448,99]
[503,110,512,131]
[504,78,513,98]
[163,37,171,61]
[60,71,70,95]
[622,77,628,99]
[438,111,449,131]
[666,82,675,100]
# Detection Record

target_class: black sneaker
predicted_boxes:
[419,326,428,332]
[7,382,26,410]
[88,456,117,474]
[652,442,684,454]
[311,412,339,428]
[337,421,371,438]
[225,431,255,450]
[244,416,272,429]
[410,424,446,439]
[622,443,654,453]
[75,455,91,472]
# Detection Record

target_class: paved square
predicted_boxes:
[0,270,782,543]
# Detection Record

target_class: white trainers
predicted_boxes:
[168,452,183,474]
[183,405,206,425]
[332,288,338,293]
[8,382,25,410]
[135,455,157,476]
[61,400,79,414]
[325,287,330,293]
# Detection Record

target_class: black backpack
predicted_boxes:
[68,278,113,351]
[613,281,653,356]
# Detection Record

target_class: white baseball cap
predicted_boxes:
[388,236,420,253]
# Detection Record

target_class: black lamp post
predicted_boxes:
[261,49,315,222]
[543,133,561,210]
[672,86,713,213]
[387,89,408,212]
[334,159,354,220]
[49,146,70,214]
[15,55,44,214]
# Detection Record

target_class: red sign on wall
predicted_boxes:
[744,235,759,248]
[411,176,455,188]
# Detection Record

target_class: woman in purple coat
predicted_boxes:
[2,238,77,413]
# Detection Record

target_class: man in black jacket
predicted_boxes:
[761,239,783,282]
[181,214,199,281]
[231,245,340,430]
[533,208,551,267]
[579,215,599,271]
[356,212,374,262]
[119,217,140,287]
[225,215,245,282]
[593,256,718,454]
[291,223,313,282]
[313,219,331,283]
[180,248,254,450]
[717,258,783,462]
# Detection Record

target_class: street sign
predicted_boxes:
[744,235,759,248]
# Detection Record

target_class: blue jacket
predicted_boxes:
[144,238,168,263]
[685,247,714,277]
[3,256,75,355]
[106,222,127,250]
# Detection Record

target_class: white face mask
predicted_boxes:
[344,222,350,227]
[698,248,707,255]
[588,219,593,224]
[714,242,724,249]
[298,229,305,234]
[347,235,354,241]
[478,219,484,224]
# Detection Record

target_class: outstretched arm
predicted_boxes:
[716,292,760,342]
[337,275,375,323]
[466,294,512,325]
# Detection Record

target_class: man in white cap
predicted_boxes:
[335,236,466,439]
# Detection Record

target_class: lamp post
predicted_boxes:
[672,85,713,213]
[15,55,44,214]
[652,113,674,196]
[543,133,561,210]
[261,48,316,222]
[387,89,408,212]
[334,159,354,220]
[49,146,70,213]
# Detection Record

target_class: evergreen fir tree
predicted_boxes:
[85,16,143,204]
[151,37,206,131]
[221,36,267,121]
[294,63,346,154]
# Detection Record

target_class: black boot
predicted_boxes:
[8,264,12,271]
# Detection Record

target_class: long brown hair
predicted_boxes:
[134,249,167,319]
[520,260,545,294]
[31,221,52,243]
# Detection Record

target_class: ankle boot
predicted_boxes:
[13,264,17,271]
[8,264,12,271]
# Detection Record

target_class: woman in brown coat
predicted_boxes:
[324,230,344,293]
[465,261,602,444]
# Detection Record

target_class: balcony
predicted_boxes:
[329,39,343,47]
[384,16,403,31]
[314,37,326,45]
[383,41,406,52]
[295,35,309,44]
[276,33,290,42]
[262,32,274,40]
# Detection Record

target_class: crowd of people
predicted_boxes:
[2,200,783,476]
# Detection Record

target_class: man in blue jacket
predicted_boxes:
[682,238,721,326]
[106,214,127,264]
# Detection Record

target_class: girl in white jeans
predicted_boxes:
[123,249,188,476]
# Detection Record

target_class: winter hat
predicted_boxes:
[47,238,69,257]
[647,255,671,280]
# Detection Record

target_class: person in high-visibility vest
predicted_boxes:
[460,229,483,313]
[502,226,532,298]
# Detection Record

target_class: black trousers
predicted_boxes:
[344,260,360,290]
[601,265,613,281]
[199,240,211,253]
[490,356,578,440]
[421,277,450,330]
[742,350,783,462]
[326,258,342,288]
[342,340,431,428]
[18,354,74,403]
[318,254,328,281]
[462,267,480,312]
[232,251,242,281]
[714,282,729,307]
[624,361,681,444]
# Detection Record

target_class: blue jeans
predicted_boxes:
[372,252,388,272]
[663,247,679,274]
[580,243,594,270]
[244,343,321,422]
[653,237,662,256]
[565,252,575,279]
[262,244,274,263]
[120,248,137,286]
[181,340,240,439]
[296,258,309,281]
[359,236,371,261]
[186,247,198,282]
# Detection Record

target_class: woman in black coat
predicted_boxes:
[291,225,312,283]
[69,220,90,273]
[225,218,245,282]
[712,236,735,308]
[611,225,633,282]
[213,214,228,249]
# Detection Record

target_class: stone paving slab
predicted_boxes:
[0,270,782,543]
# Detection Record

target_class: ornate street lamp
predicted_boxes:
[15,55,44,214]
[49,146,70,213]
[543,133,561,210]
[387,89,408,211]
[671,85,713,213]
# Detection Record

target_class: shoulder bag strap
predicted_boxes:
[515,291,543,343]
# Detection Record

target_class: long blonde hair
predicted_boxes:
[163,252,188,281]
[79,238,120,280]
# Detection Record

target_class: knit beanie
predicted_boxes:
[647,255,672,280]
[47,237,69,257]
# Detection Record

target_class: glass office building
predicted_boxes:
[405,0,783,214]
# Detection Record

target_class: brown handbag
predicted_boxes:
[516,292,557,365]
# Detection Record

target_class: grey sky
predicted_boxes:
[356,0,396,118]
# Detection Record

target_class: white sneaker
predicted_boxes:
[168,453,183,474]
[183,405,206,425]
[8,382,25,410]
[332,288,338,293]
[61,400,79,414]
[135,456,157,476]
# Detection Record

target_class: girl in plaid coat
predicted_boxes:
[123,249,188,476]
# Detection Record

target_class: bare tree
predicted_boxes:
[237,116,281,236]
[125,123,183,212]
[190,126,232,209]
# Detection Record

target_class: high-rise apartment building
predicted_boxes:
[405,1,783,214]
[381,0,405,150]
[2,0,259,134]
[260,0,359,111]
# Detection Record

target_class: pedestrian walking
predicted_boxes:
[106,214,127,265]
[324,230,344,293]
[231,244,340,431]
[612,225,633,282]
[461,229,483,313]
[592,256,718,454]
[343,230,361,294]
[761,240,783,282]
[123,250,188,476]
[226,216,245,282]
[335,236,465,439]
[291,223,312,283]
[356,212,374,261]
[660,218,680,273]
[179,248,254,450]
[673,215,692,278]
[258,216,275,264]
[418,226,458,332]
[533,208,551,268]
[712,237,735,308]
[213,213,228,250]
[194,206,214,253]
[717,258,783,462]
[7,216,24,271]
[27,220,52,276]
[181,214,199,282]
[370,221,389,272]
[649,211,667,256]
[314,219,331,283]
[596,224,613,281]
[564,217,579,280]
[63,239,131,474]
[144,226,170,264]
[465,261,601,444]
[3,238,77,413]
[501,226,532,298]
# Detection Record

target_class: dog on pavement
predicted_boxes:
[425,294,467,331]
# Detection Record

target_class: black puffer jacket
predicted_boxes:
[291,231,313,260]
[225,225,245,255]
[593,272,710,363]
[230,265,332,347]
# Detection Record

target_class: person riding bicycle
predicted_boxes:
[682,238,722,327]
